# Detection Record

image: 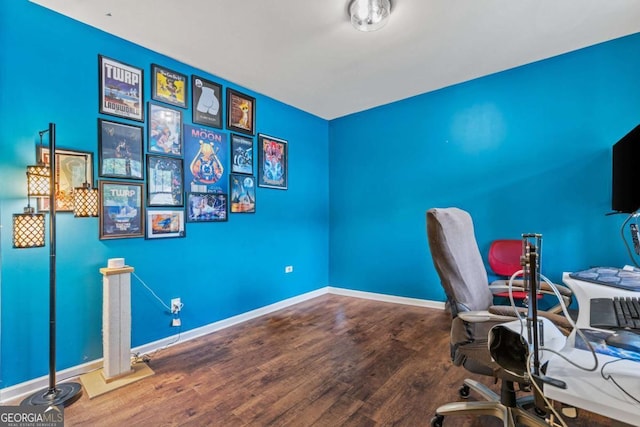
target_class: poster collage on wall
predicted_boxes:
[89,54,288,240]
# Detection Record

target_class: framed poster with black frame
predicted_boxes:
[227,88,255,136]
[99,55,144,122]
[230,133,253,175]
[36,147,93,212]
[148,102,183,156]
[146,155,184,207]
[230,174,256,213]
[99,180,144,240]
[186,192,228,222]
[184,124,228,194]
[151,64,187,108]
[146,209,185,239]
[192,75,222,128]
[98,119,144,180]
[257,133,287,190]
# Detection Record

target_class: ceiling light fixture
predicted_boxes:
[349,0,391,32]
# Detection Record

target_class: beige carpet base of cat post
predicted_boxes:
[80,362,154,399]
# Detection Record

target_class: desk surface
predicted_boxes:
[544,274,640,426]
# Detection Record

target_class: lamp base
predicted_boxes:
[21,382,82,407]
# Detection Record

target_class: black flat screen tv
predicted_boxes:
[612,124,640,213]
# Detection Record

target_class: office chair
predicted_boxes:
[489,239,536,303]
[426,208,571,427]
[488,239,572,314]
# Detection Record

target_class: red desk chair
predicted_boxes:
[488,239,572,313]
[488,239,541,304]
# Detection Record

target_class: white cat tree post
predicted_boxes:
[99,262,134,381]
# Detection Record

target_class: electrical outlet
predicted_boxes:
[171,298,182,314]
[172,318,181,327]
[285,265,293,273]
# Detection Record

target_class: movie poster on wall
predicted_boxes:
[257,133,287,190]
[192,75,222,128]
[184,124,228,194]
[99,55,144,122]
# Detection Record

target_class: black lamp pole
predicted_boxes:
[22,123,82,407]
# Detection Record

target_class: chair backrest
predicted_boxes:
[426,207,494,314]
[488,239,522,277]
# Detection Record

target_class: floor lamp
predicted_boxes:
[15,123,83,407]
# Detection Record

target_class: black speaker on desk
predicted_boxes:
[612,124,640,214]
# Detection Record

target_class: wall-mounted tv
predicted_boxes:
[612,124,640,213]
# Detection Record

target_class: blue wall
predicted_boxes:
[329,32,640,301]
[3,0,640,391]
[0,1,329,388]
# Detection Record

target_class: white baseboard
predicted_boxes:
[327,286,446,310]
[0,286,442,403]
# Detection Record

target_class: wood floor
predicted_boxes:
[61,294,613,426]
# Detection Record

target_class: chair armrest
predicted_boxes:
[488,305,572,335]
[489,281,525,294]
[458,310,517,323]
[539,281,572,297]
[490,280,572,297]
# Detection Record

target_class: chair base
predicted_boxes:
[432,401,547,427]
[431,379,546,427]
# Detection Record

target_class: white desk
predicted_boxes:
[544,273,640,426]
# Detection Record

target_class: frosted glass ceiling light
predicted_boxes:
[349,0,391,32]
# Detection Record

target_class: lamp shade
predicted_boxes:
[349,0,391,32]
[73,185,99,217]
[26,164,51,197]
[13,208,45,248]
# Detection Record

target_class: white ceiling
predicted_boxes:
[31,0,640,120]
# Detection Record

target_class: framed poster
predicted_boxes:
[147,155,184,207]
[227,88,255,136]
[148,103,183,156]
[99,55,144,122]
[186,192,228,222]
[184,124,228,194]
[99,180,144,240]
[192,75,222,128]
[257,133,288,190]
[230,133,253,175]
[146,209,185,239]
[230,174,256,213]
[36,147,93,212]
[151,64,187,108]
[98,119,144,180]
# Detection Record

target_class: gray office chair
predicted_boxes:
[426,207,570,427]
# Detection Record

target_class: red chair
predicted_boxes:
[488,239,573,313]
[488,239,541,303]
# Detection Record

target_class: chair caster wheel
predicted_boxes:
[431,415,444,427]
[459,384,470,398]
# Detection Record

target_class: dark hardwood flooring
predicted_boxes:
[60,294,613,426]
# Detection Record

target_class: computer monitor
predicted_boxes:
[612,124,640,213]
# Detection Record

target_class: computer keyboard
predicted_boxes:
[590,297,640,330]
